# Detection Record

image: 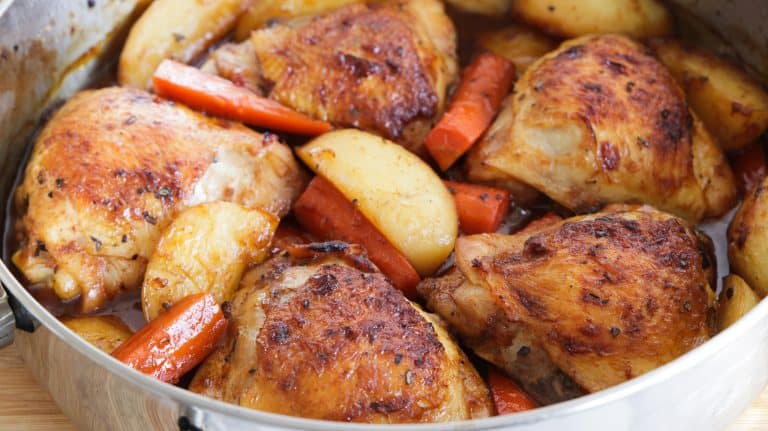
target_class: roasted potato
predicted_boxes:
[717,275,761,331]
[62,316,133,353]
[234,0,362,41]
[444,0,511,16]
[141,202,278,321]
[476,24,558,75]
[649,38,768,151]
[297,129,458,276]
[510,0,672,38]
[729,177,768,298]
[119,0,254,89]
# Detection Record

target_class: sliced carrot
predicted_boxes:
[445,181,510,234]
[425,53,515,170]
[730,142,767,195]
[152,59,331,135]
[488,368,537,415]
[112,293,227,384]
[293,176,421,298]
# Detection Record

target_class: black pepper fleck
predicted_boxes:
[142,211,157,225]
[221,301,232,319]
[33,240,47,257]
[155,186,172,199]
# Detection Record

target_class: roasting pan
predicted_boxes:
[1,1,768,429]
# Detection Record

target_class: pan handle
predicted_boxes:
[0,285,15,348]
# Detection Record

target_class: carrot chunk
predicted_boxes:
[731,142,767,195]
[152,59,331,135]
[445,181,510,234]
[425,53,515,170]
[293,176,421,298]
[112,293,227,384]
[488,368,537,415]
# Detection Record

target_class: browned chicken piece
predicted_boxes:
[240,0,457,154]
[419,206,716,401]
[466,34,737,221]
[12,87,307,312]
[202,41,263,94]
[190,242,492,422]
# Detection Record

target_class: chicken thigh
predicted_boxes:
[210,0,458,154]
[467,34,736,221]
[419,206,715,402]
[190,242,492,422]
[13,87,306,312]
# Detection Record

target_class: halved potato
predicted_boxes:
[476,24,558,75]
[297,129,458,276]
[649,38,768,151]
[119,0,254,89]
[717,275,761,331]
[142,202,277,321]
[728,176,768,298]
[234,0,362,41]
[62,316,133,353]
[510,0,671,38]
[444,0,512,16]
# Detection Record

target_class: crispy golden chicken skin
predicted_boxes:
[419,206,715,396]
[248,0,458,154]
[12,87,306,312]
[466,34,736,221]
[190,242,492,422]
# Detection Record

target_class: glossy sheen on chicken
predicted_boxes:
[12,87,306,312]
[419,206,715,396]
[248,0,458,154]
[466,34,736,221]
[189,243,492,422]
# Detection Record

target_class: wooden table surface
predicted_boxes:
[1,343,767,430]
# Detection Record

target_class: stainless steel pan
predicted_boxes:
[1,1,767,429]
